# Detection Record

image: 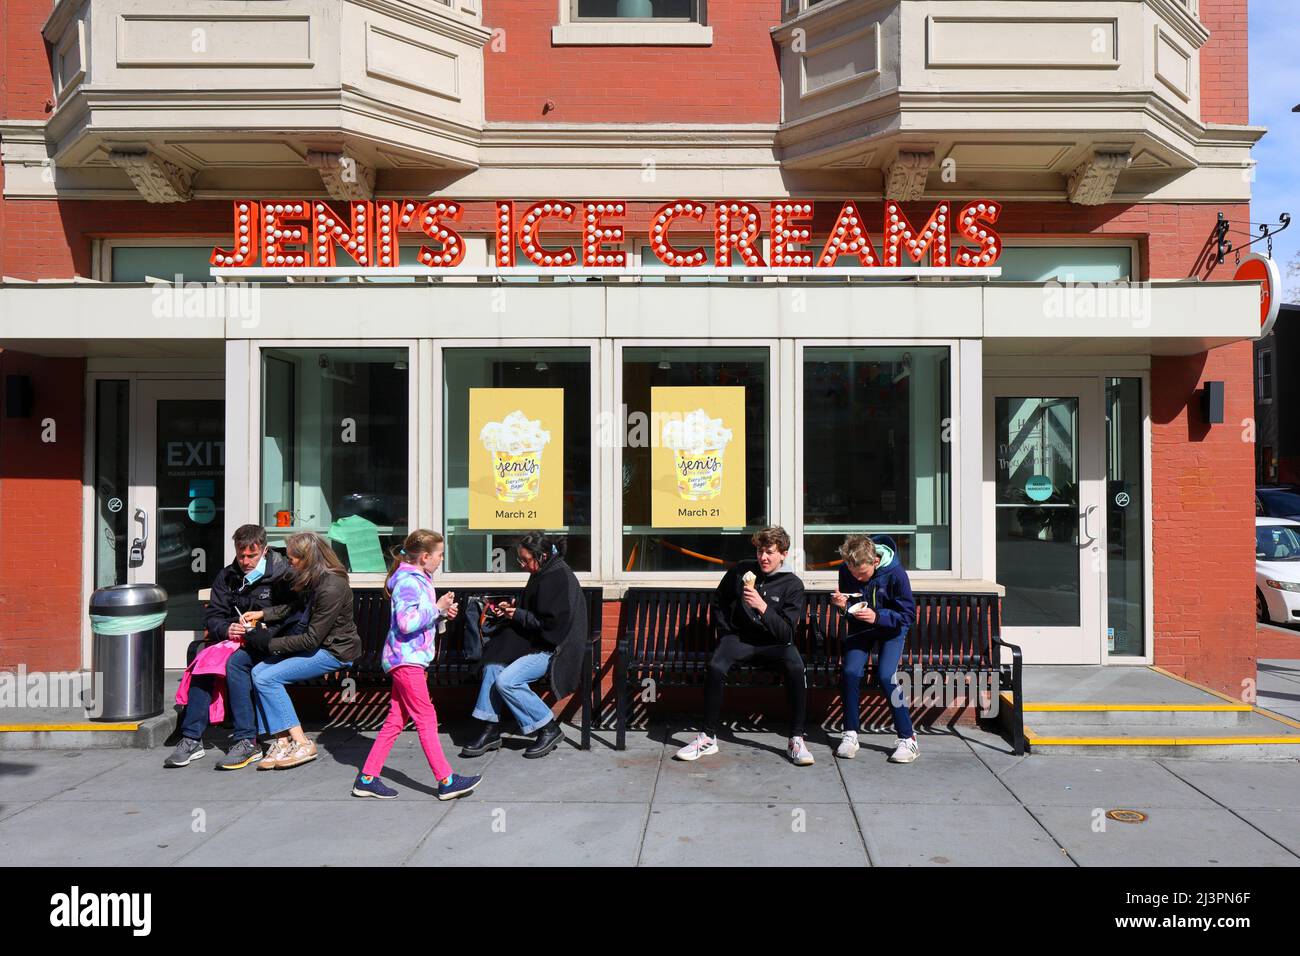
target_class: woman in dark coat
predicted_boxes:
[461,532,587,760]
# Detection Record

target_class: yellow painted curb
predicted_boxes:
[1022,702,1251,713]
[0,723,140,732]
[1024,727,1300,747]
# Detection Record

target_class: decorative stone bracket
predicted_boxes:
[1067,151,1133,205]
[884,150,936,201]
[306,151,375,201]
[106,149,193,202]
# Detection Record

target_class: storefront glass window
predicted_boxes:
[93,380,130,589]
[1106,377,1145,655]
[260,348,409,571]
[802,347,951,571]
[443,348,592,572]
[996,246,1132,282]
[621,347,770,572]
[110,246,215,283]
[576,0,697,19]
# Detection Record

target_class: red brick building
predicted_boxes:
[0,0,1265,701]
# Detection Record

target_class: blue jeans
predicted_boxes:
[472,652,554,734]
[842,628,913,738]
[251,647,346,735]
[180,647,260,742]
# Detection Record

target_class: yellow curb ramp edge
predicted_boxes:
[1024,727,1300,747]
[1144,665,1300,731]
[0,723,140,732]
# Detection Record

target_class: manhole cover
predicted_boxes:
[1105,809,1148,824]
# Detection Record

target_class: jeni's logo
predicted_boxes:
[212,199,1004,272]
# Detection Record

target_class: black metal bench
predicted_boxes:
[307,586,602,749]
[615,586,1023,754]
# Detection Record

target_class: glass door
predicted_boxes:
[985,378,1104,664]
[131,381,225,664]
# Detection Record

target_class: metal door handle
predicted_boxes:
[1081,504,1097,547]
[128,508,148,568]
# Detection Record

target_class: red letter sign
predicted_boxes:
[517,201,577,267]
[649,201,708,266]
[816,201,877,267]
[954,200,1002,267]
[715,202,767,267]
[212,200,259,267]
[884,202,950,268]
[771,202,814,267]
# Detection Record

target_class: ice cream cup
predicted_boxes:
[492,449,543,502]
[673,448,725,501]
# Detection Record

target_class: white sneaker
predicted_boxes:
[674,732,719,761]
[835,731,859,759]
[889,736,919,764]
[788,736,815,766]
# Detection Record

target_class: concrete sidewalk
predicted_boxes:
[1,724,1298,866]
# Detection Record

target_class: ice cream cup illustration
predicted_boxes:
[480,410,551,503]
[662,409,734,501]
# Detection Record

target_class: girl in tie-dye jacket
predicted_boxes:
[352,529,481,801]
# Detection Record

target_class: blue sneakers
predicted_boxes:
[437,773,482,801]
[351,773,399,799]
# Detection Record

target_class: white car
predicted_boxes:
[1256,517,1300,624]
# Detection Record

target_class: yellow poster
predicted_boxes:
[469,388,564,530]
[651,386,746,528]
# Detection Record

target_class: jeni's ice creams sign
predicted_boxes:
[469,389,563,530]
[651,387,746,528]
[210,199,1006,272]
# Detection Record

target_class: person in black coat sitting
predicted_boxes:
[461,532,588,760]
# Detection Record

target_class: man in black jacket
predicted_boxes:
[674,526,813,766]
[164,524,294,770]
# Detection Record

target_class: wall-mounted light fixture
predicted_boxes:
[1201,380,1224,424]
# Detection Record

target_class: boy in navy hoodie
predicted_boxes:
[831,533,918,762]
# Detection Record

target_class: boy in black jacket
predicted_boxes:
[674,526,813,766]
[831,533,918,763]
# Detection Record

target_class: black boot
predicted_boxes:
[460,721,502,758]
[523,720,564,759]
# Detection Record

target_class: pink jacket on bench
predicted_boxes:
[175,639,242,724]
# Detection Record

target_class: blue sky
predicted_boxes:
[1249,0,1300,300]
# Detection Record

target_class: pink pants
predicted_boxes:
[362,664,453,781]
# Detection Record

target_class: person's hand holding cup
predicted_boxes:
[852,605,877,624]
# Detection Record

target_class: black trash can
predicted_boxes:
[89,584,168,721]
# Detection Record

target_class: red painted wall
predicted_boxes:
[1150,342,1257,695]
[482,1,781,123]
[0,350,85,673]
[1198,0,1249,125]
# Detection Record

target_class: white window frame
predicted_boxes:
[246,339,421,590]
[612,338,781,583]
[795,339,963,585]
[553,0,712,45]
[433,338,603,586]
